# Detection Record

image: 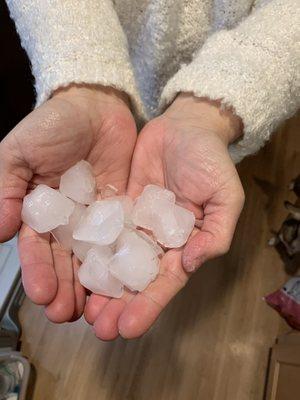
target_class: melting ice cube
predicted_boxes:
[72,239,112,263]
[73,199,124,245]
[132,184,175,230]
[52,203,86,250]
[72,240,94,262]
[78,247,123,298]
[109,229,159,291]
[21,184,75,233]
[152,201,195,248]
[134,229,164,257]
[115,195,134,226]
[59,160,96,205]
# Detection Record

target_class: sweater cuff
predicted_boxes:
[160,1,300,163]
[34,53,146,124]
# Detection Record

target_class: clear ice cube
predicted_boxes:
[78,247,123,298]
[132,184,175,230]
[52,203,86,250]
[73,199,124,245]
[59,160,96,205]
[109,229,159,291]
[21,184,75,233]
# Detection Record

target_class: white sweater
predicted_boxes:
[6,0,300,163]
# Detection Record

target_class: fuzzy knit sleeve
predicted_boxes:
[6,0,146,121]
[160,0,300,163]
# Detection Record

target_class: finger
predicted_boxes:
[44,240,75,323]
[93,292,133,341]
[84,294,110,325]
[182,182,245,272]
[18,224,57,304]
[70,256,87,321]
[0,145,31,242]
[118,249,189,339]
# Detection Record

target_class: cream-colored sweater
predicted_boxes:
[6,0,300,162]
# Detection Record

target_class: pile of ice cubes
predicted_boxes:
[21,160,195,298]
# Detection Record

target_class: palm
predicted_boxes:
[88,114,244,340]
[0,86,137,323]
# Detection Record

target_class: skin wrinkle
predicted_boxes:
[159,264,189,287]
[139,290,164,311]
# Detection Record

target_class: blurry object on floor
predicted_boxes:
[0,237,23,350]
[269,175,300,275]
[0,352,30,400]
[266,175,300,330]
[0,238,30,400]
[265,331,300,400]
[265,277,300,330]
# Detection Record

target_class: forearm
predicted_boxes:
[160,0,300,162]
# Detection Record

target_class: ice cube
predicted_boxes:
[52,203,86,250]
[109,229,159,291]
[115,195,134,225]
[72,240,112,262]
[142,185,176,203]
[101,184,118,198]
[59,160,96,204]
[21,184,75,233]
[152,201,195,248]
[78,247,123,298]
[72,240,93,262]
[73,199,124,245]
[132,184,175,230]
[134,229,164,257]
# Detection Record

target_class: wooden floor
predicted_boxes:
[19,114,300,400]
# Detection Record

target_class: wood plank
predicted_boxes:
[19,113,300,400]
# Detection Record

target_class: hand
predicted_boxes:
[0,84,137,323]
[88,94,244,340]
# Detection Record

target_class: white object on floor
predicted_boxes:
[73,199,124,245]
[109,229,159,291]
[21,184,75,233]
[78,247,123,298]
[59,160,96,205]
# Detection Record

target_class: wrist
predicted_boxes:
[53,83,131,110]
[164,93,243,145]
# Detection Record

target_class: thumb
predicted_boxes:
[0,139,31,242]
[182,184,245,272]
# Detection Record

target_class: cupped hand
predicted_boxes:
[0,84,137,323]
[88,94,245,340]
